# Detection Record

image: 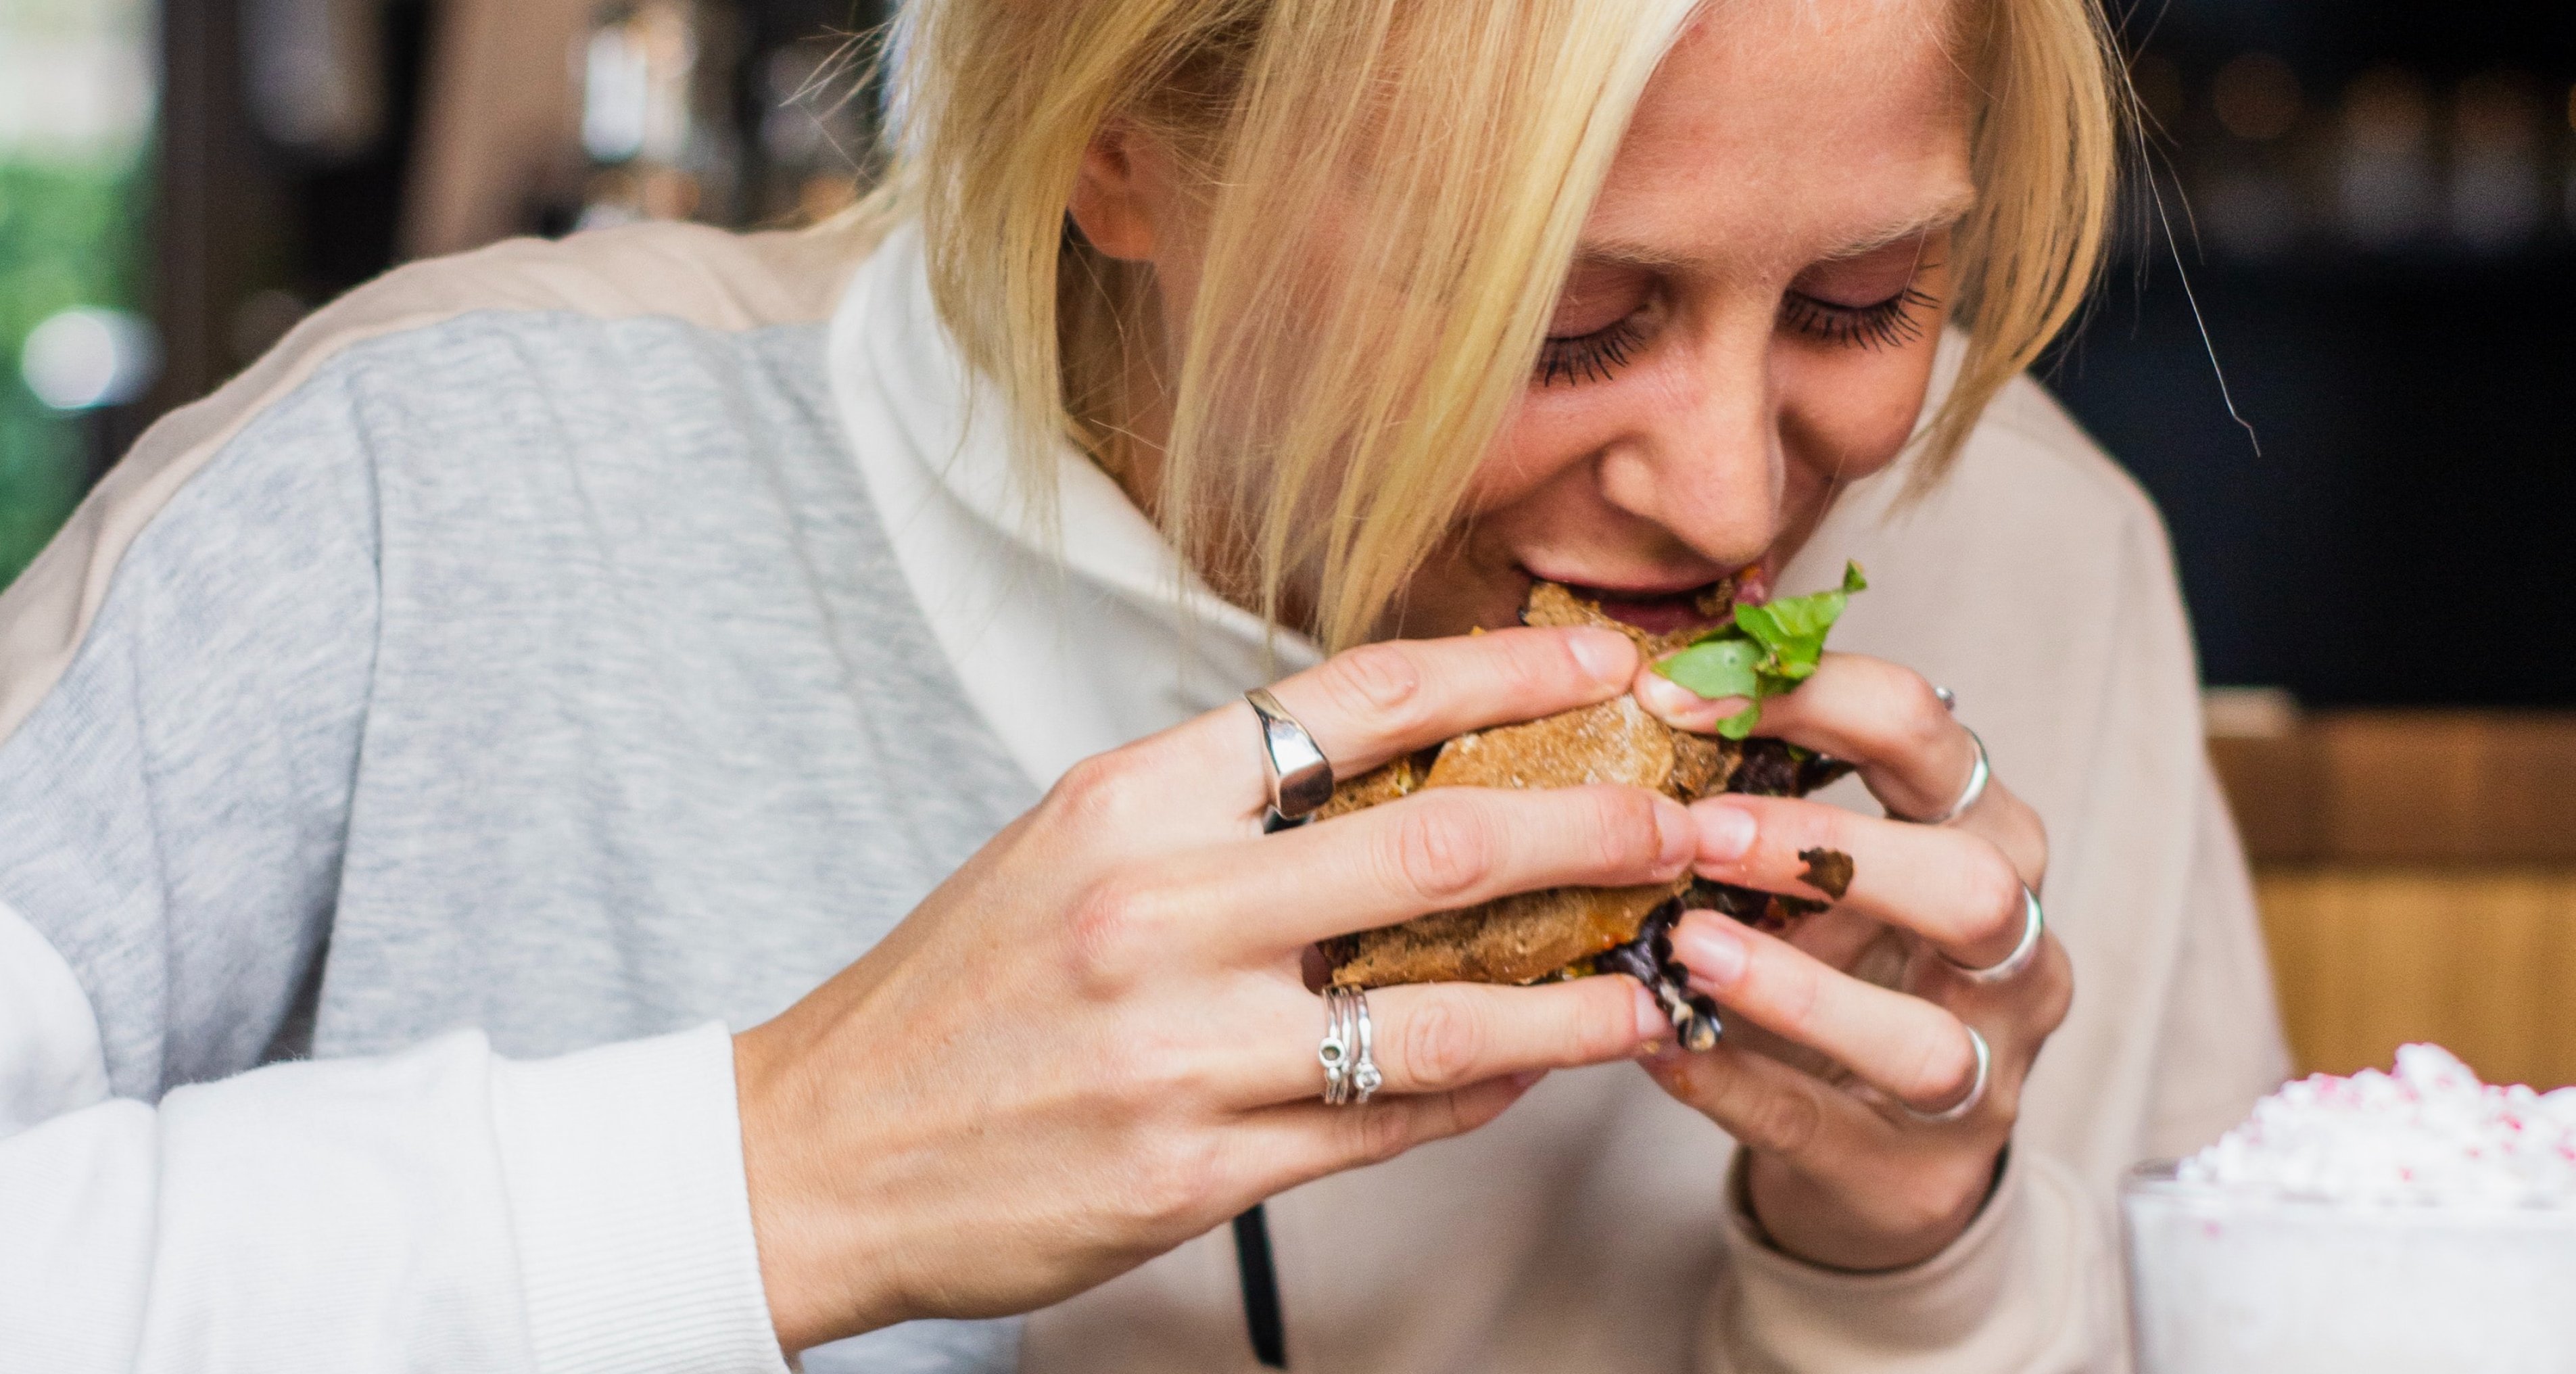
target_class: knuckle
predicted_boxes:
[1388,799,1496,904]
[1318,642,1429,732]
[1909,1023,1980,1104]
[1062,871,1169,991]
[1399,992,1485,1091]
[1958,847,2026,943]
[1048,751,1152,840]
[1914,1154,2001,1230]
[1901,671,1953,740]
[1740,1081,1824,1155]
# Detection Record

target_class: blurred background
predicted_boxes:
[1,0,2572,1088]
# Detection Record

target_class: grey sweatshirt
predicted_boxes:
[0,220,2291,1374]
[0,224,1030,1373]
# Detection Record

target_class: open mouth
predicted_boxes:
[1544,564,1768,638]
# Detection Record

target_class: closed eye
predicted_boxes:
[1778,283,1938,350]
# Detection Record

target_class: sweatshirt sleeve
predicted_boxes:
[0,348,790,1373]
[1711,1150,2124,1373]
[0,957,786,1374]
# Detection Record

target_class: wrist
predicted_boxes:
[734,1023,911,1354]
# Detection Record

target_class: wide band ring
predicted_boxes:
[1942,884,2045,985]
[1900,1024,1990,1124]
[1318,986,1381,1106]
[1245,688,1334,829]
[1904,723,1990,826]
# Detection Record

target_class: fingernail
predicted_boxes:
[1696,800,1757,864]
[1635,670,1699,715]
[1634,984,1667,1040]
[1636,665,1746,728]
[1567,628,1636,686]
[1671,918,1748,992]
[1653,797,1694,872]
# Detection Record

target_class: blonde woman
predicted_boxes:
[0,0,2285,1370]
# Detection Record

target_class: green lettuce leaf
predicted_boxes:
[1655,636,1763,701]
[1650,561,1867,739]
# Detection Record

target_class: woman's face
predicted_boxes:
[1405,0,1974,638]
[1072,0,1974,639]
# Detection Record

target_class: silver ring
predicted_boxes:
[1900,1025,1990,1124]
[1319,987,1380,1106]
[1943,884,2045,985]
[1245,688,1334,827]
[1905,724,1988,826]
[1932,685,1956,713]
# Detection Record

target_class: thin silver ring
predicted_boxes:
[1245,688,1334,827]
[1905,724,1989,826]
[1319,987,1353,1103]
[1932,685,1957,713]
[1319,987,1380,1106]
[1900,1025,1990,1124]
[1943,884,2045,985]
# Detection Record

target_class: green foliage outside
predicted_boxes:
[0,159,148,588]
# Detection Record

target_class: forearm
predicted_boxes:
[0,1021,786,1374]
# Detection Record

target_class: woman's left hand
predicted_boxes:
[1631,653,2070,1271]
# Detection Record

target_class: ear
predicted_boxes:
[1067,123,1162,262]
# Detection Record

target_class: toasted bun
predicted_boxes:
[1318,579,1856,989]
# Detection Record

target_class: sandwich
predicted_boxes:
[1315,565,1867,1050]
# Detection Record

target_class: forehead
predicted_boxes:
[1586,0,1976,271]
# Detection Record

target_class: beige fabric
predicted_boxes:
[0,220,867,744]
[1022,373,2291,1373]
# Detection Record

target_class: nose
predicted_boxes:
[1592,320,1786,570]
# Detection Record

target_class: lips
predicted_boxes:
[1535,563,1767,637]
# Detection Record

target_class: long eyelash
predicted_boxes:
[1535,316,1647,387]
[1779,285,1939,351]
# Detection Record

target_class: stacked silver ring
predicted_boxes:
[1318,985,1381,1106]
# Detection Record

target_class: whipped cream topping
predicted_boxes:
[2180,1044,2576,1206]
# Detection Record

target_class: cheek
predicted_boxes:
[1776,335,1942,479]
[1464,392,1604,512]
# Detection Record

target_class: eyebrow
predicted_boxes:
[1572,188,1980,273]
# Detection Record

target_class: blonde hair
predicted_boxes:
[853,0,2121,650]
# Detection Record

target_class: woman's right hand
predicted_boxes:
[734,624,1693,1352]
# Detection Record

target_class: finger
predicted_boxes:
[1732,655,1974,819]
[1231,974,1660,1106]
[1149,783,1694,954]
[1691,794,2031,968]
[1151,627,1642,819]
[1641,1041,1909,1163]
[1640,653,2047,881]
[1236,1072,1538,1190]
[1662,909,1983,1112]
